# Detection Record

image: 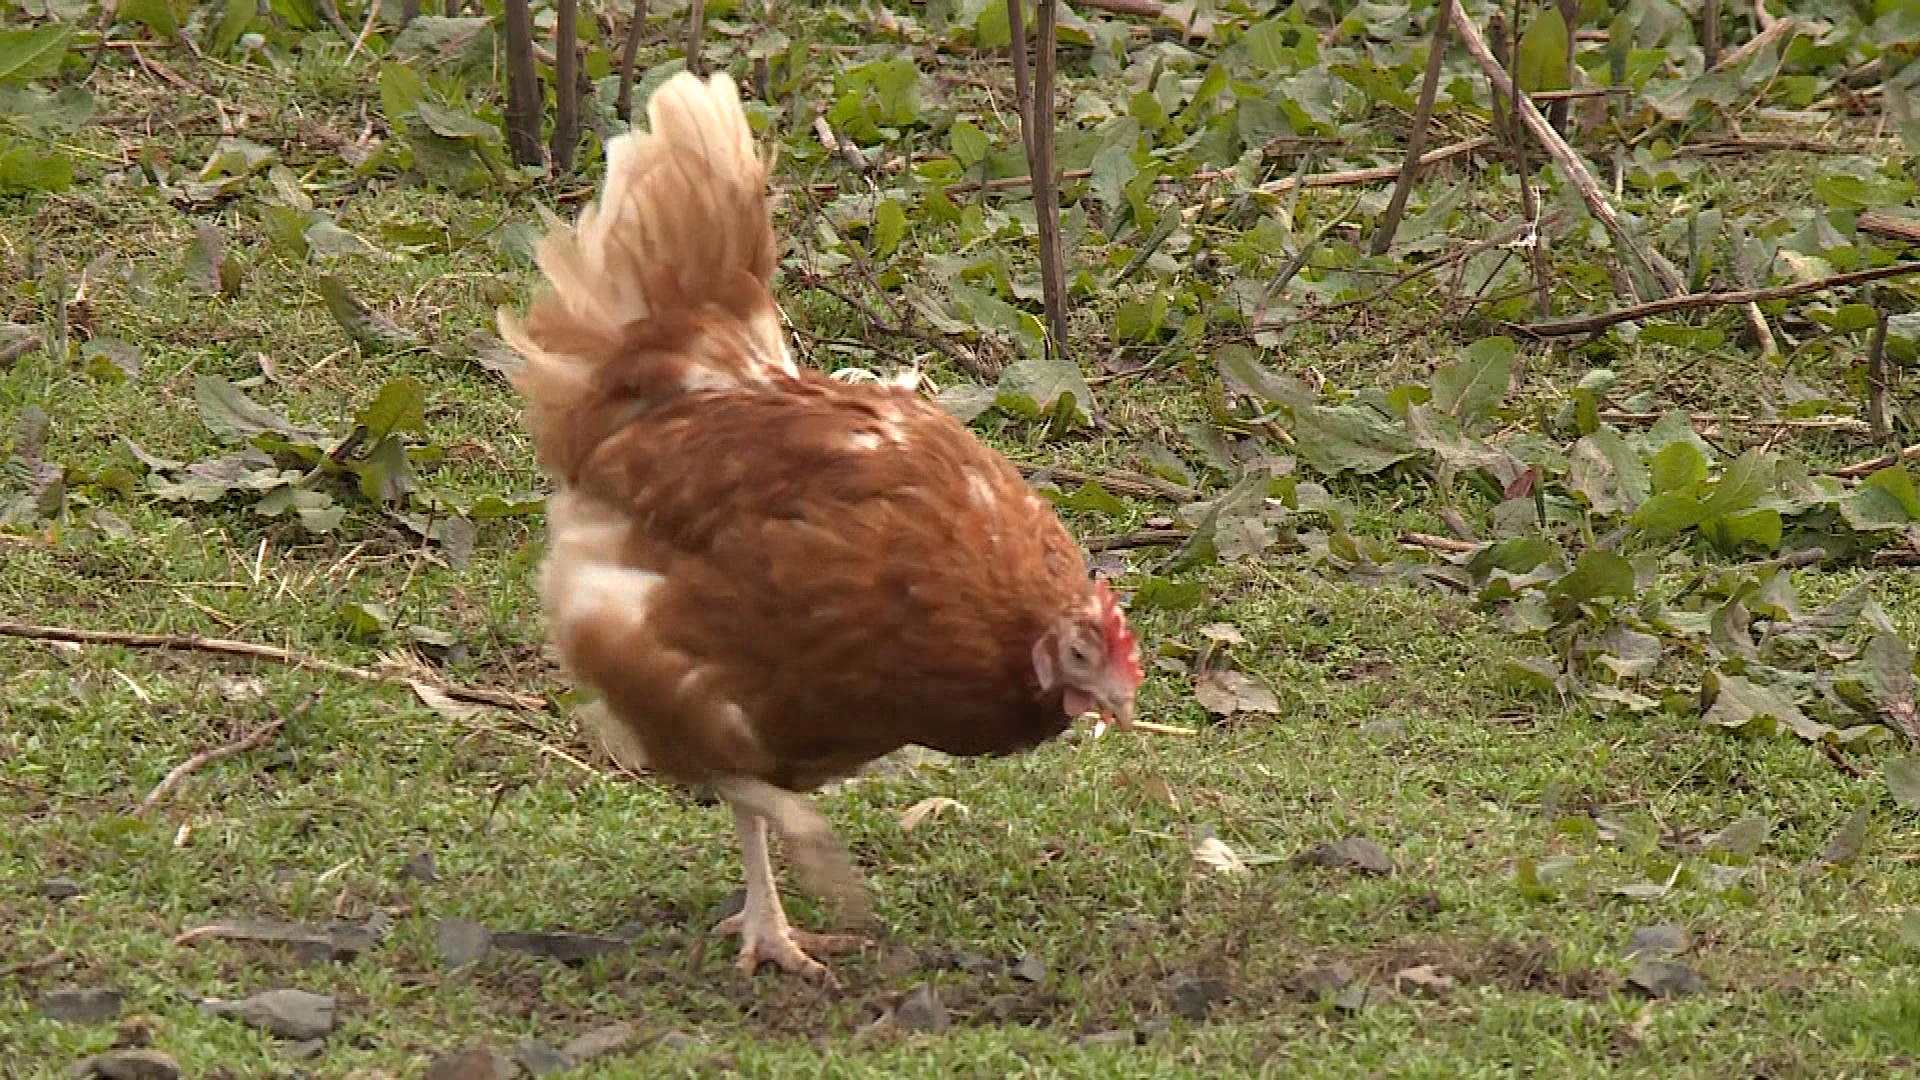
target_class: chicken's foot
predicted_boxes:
[717,808,867,983]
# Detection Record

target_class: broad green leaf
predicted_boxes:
[414,101,496,141]
[1431,337,1513,430]
[1217,346,1311,410]
[379,62,427,123]
[355,377,427,439]
[1650,440,1707,494]
[1701,670,1831,741]
[1515,5,1571,94]
[256,486,345,532]
[1696,450,1774,520]
[194,376,322,441]
[1130,575,1208,611]
[1548,549,1636,614]
[1703,507,1782,553]
[1049,480,1128,519]
[1567,427,1649,516]
[1887,756,1920,809]
[949,120,990,168]
[0,139,71,193]
[118,0,182,39]
[995,349,1094,426]
[304,220,378,259]
[336,599,394,641]
[1289,403,1420,477]
[0,25,73,83]
[318,276,418,353]
[872,198,907,257]
[352,437,417,504]
[208,0,256,55]
[1706,815,1770,858]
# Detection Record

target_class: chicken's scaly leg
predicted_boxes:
[713,807,864,981]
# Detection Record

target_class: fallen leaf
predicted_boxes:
[1190,830,1248,875]
[413,682,483,723]
[1625,924,1690,958]
[1193,669,1280,717]
[198,988,335,1040]
[898,796,968,832]
[318,275,417,352]
[1293,836,1393,876]
[1818,803,1871,867]
[1391,964,1455,995]
[1886,755,1920,809]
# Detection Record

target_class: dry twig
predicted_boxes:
[550,0,581,173]
[1029,0,1071,357]
[1868,303,1892,439]
[0,621,546,711]
[1830,443,1920,480]
[1016,463,1199,502]
[1086,528,1192,552]
[1398,531,1479,555]
[1371,0,1457,255]
[615,0,650,123]
[1515,261,1920,338]
[1451,7,1685,300]
[139,694,317,814]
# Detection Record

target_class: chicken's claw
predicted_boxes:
[715,912,868,984]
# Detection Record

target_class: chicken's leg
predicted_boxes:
[713,807,864,981]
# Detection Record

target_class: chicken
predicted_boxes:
[498,71,1144,983]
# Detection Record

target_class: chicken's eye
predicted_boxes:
[1063,637,1099,671]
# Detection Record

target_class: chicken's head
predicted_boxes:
[1033,579,1144,733]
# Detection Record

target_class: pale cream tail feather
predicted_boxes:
[499,71,793,443]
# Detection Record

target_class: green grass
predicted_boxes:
[5,4,1920,1078]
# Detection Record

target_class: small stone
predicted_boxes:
[947,949,997,975]
[560,1022,637,1064]
[1626,959,1707,999]
[892,983,948,1033]
[41,988,124,1025]
[1293,836,1393,876]
[1290,962,1356,1001]
[200,988,335,1040]
[1167,976,1230,1021]
[67,1049,179,1080]
[437,918,493,970]
[656,1031,700,1052]
[424,1040,514,1080]
[402,851,440,884]
[491,929,629,965]
[981,993,1021,1022]
[1076,1029,1133,1047]
[40,877,81,899]
[1332,982,1372,1012]
[1135,1017,1170,1041]
[284,1039,326,1062]
[512,1040,566,1076]
[1626,923,1690,959]
[1009,953,1048,984]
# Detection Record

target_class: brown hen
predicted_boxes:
[499,71,1143,982]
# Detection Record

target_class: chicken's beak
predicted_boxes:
[1088,682,1137,739]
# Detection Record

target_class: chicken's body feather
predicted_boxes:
[502,71,1141,982]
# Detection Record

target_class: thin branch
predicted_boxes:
[550,0,580,173]
[1869,304,1891,439]
[1030,0,1071,358]
[1514,261,1920,338]
[1857,211,1920,245]
[1370,0,1455,255]
[1830,444,1920,480]
[1190,136,1493,222]
[1596,409,1871,434]
[1004,0,1035,165]
[501,0,544,166]
[1077,0,1166,15]
[1713,14,1800,73]
[1450,6,1685,299]
[1015,463,1200,502]
[0,622,546,712]
[1701,0,1721,70]
[1399,531,1479,555]
[139,694,315,814]
[615,0,649,123]
[1130,721,1197,736]
[685,0,705,76]
[0,951,66,979]
[1086,528,1191,552]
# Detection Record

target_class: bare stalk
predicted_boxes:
[501,0,544,166]
[550,0,580,173]
[1370,0,1456,255]
[615,0,650,123]
[1030,0,1070,357]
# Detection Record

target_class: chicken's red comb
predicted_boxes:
[1095,579,1144,683]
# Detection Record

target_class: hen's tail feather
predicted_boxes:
[500,71,794,483]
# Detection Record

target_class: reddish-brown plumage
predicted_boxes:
[501,71,1141,981]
